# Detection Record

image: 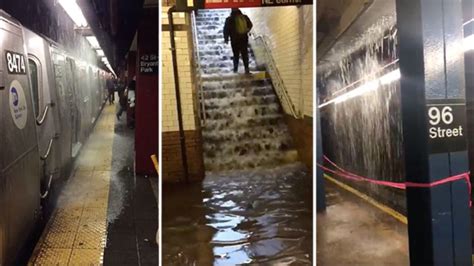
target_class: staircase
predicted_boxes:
[195,9,297,172]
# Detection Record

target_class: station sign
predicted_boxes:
[139,54,158,75]
[196,0,312,9]
[426,99,467,154]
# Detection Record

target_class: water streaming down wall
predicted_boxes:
[196,9,297,172]
[319,20,407,213]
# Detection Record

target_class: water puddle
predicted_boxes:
[162,163,313,265]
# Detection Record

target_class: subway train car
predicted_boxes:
[0,10,108,265]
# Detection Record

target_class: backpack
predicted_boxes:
[235,15,248,35]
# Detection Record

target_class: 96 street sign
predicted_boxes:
[426,99,467,154]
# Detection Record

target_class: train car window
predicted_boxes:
[28,58,40,116]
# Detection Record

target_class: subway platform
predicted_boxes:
[317,178,409,265]
[28,104,158,265]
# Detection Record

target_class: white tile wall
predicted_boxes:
[244,6,313,117]
[162,9,197,132]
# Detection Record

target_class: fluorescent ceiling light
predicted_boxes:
[86,36,100,49]
[319,69,401,108]
[319,33,472,108]
[58,0,88,27]
[96,49,105,56]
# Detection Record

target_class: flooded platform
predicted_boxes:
[28,105,157,265]
[317,178,409,265]
[162,163,313,265]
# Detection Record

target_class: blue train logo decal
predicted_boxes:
[9,80,28,129]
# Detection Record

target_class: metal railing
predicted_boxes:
[251,34,300,118]
[191,11,207,125]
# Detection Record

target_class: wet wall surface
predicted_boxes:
[162,163,313,265]
[320,81,406,214]
[103,108,158,265]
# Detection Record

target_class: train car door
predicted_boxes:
[24,29,61,204]
[0,11,41,265]
[51,50,74,172]
[66,58,79,150]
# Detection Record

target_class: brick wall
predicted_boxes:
[244,6,313,117]
[162,131,205,182]
[285,115,313,170]
[161,6,204,182]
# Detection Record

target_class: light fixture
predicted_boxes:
[319,31,473,108]
[86,36,100,49]
[58,0,88,27]
[319,69,401,108]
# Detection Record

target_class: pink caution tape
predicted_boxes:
[318,155,472,207]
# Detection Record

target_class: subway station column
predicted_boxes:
[135,6,159,175]
[396,0,471,264]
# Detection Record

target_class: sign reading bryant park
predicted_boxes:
[195,0,312,9]
[139,54,158,74]
[426,99,467,154]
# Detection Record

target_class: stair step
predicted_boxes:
[203,138,294,159]
[204,150,299,172]
[204,95,279,109]
[202,126,290,143]
[203,115,284,131]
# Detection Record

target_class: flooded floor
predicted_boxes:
[317,180,409,265]
[162,163,313,265]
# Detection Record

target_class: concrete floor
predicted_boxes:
[317,180,409,265]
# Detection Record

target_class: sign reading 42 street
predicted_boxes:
[426,99,467,154]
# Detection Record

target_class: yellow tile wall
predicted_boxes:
[162,7,197,132]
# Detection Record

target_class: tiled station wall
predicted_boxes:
[245,6,314,168]
[245,6,313,118]
[161,6,204,182]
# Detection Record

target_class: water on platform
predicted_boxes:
[162,163,313,265]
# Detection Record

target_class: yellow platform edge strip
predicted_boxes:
[324,174,408,225]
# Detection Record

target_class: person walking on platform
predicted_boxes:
[224,8,253,74]
[106,77,115,105]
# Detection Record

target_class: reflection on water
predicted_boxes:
[162,163,313,265]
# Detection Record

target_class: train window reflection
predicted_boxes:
[28,58,40,116]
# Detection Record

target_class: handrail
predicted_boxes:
[251,34,300,118]
[36,102,55,126]
[40,173,54,199]
[40,134,58,160]
[191,11,206,125]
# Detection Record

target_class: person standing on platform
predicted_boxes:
[106,76,115,105]
[127,76,136,129]
[116,78,127,120]
[224,8,253,74]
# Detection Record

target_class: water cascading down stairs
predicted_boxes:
[195,9,298,172]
